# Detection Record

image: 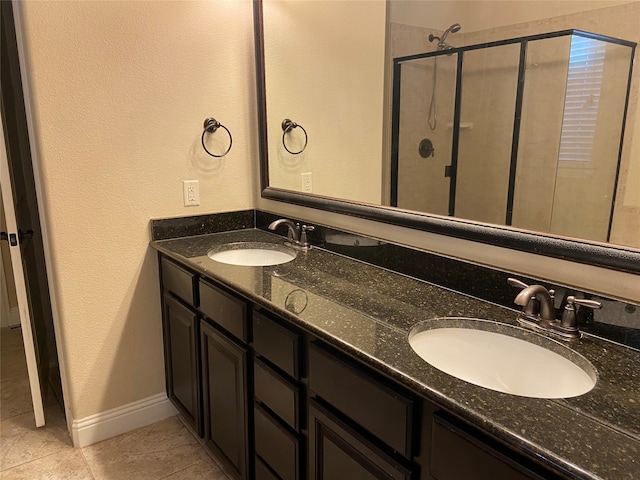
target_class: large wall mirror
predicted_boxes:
[255,0,640,273]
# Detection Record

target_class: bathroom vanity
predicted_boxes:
[151,218,640,480]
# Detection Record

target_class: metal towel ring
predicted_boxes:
[202,117,232,157]
[281,119,308,155]
[285,288,309,315]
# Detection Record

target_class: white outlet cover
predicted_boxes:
[183,180,200,206]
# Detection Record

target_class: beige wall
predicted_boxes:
[389,0,636,31]
[263,0,386,204]
[18,1,256,421]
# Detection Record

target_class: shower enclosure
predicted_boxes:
[390,29,635,243]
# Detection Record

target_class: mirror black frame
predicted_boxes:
[254,0,640,274]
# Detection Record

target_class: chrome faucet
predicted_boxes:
[268,218,314,249]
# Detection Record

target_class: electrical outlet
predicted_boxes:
[183,180,200,206]
[301,172,312,193]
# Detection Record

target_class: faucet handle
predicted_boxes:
[571,297,602,310]
[507,278,538,315]
[560,296,602,330]
[299,225,315,249]
[507,278,528,289]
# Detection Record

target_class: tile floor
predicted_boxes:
[0,327,230,479]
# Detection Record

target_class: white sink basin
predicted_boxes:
[207,242,296,266]
[409,319,596,398]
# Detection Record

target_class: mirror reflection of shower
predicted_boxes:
[429,23,462,51]
[428,23,462,130]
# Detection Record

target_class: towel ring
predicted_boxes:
[281,119,308,155]
[202,117,232,157]
[285,288,309,315]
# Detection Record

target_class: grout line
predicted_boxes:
[155,463,197,480]
[78,449,98,480]
[0,449,71,474]
[174,415,232,480]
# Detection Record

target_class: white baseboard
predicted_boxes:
[71,392,178,448]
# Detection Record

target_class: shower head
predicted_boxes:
[440,23,461,44]
[429,23,462,51]
[449,23,462,34]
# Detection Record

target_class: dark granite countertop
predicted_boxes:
[150,229,640,480]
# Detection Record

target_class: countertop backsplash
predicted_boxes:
[151,209,640,351]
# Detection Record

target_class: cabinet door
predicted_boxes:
[163,294,201,435]
[201,321,249,480]
[429,413,555,480]
[309,400,414,480]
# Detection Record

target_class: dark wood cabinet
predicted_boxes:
[201,320,249,480]
[157,253,564,480]
[251,311,304,480]
[253,311,301,378]
[254,402,300,480]
[160,257,197,306]
[308,342,416,458]
[159,256,201,436]
[308,399,414,480]
[428,413,558,480]
[199,278,248,342]
[162,293,201,435]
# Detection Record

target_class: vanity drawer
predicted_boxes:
[161,257,196,306]
[199,279,247,343]
[254,403,300,480]
[308,342,415,458]
[253,312,300,378]
[254,358,299,430]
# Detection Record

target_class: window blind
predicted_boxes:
[557,35,606,163]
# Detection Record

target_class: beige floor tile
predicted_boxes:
[0,352,29,384]
[0,377,34,421]
[81,417,205,480]
[0,410,72,471]
[0,449,94,480]
[0,329,28,384]
[159,455,229,480]
[0,328,24,351]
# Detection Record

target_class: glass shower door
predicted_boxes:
[454,43,521,225]
[394,53,457,215]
